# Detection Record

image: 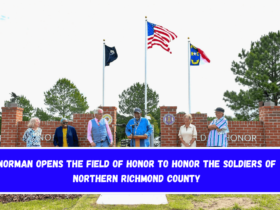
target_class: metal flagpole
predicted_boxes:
[145,16,147,117]
[103,39,105,107]
[188,37,191,114]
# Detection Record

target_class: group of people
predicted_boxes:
[22,107,229,148]
[178,107,229,147]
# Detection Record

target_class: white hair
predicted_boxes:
[183,114,193,123]
[94,108,103,114]
[28,117,40,128]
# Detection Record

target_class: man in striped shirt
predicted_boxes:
[207,107,229,147]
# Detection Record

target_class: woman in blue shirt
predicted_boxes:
[22,117,42,147]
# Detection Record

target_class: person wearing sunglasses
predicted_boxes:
[53,118,79,147]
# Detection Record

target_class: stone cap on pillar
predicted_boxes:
[160,106,177,111]
[98,106,117,110]
[264,101,275,106]
[4,102,19,107]
[1,107,24,112]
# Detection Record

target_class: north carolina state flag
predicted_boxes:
[190,44,210,66]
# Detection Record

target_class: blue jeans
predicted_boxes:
[95,141,109,147]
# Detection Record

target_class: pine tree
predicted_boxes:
[224,31,280,120]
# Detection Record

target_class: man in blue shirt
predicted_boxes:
[125,108,153,147]
[207,107,229,147]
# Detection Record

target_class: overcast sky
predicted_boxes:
[1,0,280,118]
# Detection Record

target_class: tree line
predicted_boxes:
[0,80,161,142]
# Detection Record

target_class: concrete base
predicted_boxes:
[96,194,168,205]
[264,101,275,106]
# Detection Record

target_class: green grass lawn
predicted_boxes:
[1,194,280,210]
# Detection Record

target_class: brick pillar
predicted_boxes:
[191,114,208,147]
[160,106,177,147]
[73,113,94,147]
[100,106,117,147]
[1,107,23,147]
[259,106,280,147]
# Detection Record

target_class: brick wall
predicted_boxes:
[160,106,266,147]
[1,107,23,147]
[1,106,117,147]
[259,106,280,147]
[160,106,177,147]
[1,105,279,147]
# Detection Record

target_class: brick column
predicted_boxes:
[160,106,177,147]
[1,107,23,147]
[100,106,117,147]
[192,114,208,147]
[72,114,94,147]
[259,106,280,147]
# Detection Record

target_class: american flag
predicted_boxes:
[147,22,177,54]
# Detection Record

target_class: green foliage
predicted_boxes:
[178,111,186,114]
[232,203,242,210]
[6,92,35,121]
[52,116,63,121]
[224,31,280,121]
[224,90,259,121]
[147,113,160,137]
[34,108,53,121]
[118,82,159,117]
[207,116,216,121]
[208,115,238,121]
[116,112,132,143]
[44,78,89,118]
[150,107,161,136]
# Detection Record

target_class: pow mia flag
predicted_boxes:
[105,45,118,66]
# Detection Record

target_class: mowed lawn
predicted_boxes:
[1,194,280,210]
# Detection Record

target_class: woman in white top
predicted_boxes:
[178,114,197,147]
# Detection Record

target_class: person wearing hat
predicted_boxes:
[87,108,113,147]
[53,118,79,147]
[207,107,229,147]
[125,108,153,147]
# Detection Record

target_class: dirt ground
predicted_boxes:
[193,197,258,210]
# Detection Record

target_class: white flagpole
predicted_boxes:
[188,37,191,114]
[145,16,147,117]
[103,39,105,107]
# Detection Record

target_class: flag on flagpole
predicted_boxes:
[105,45,118,66]
[190,44,210,66]
[147,22,177,54]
